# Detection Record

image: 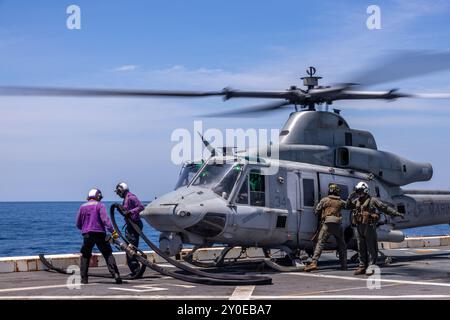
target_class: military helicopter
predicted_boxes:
[3,51,450,271]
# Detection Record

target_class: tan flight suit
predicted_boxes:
[348,195,403,270]
[311,195,347,268]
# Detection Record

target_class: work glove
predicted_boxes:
[349,190,357,199]
[111,231,119,240]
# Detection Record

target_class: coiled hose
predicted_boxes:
[109,203,272,285]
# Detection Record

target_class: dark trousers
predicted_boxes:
[355,224,378,269]
[125,219,143,274]
[80,232,120,280]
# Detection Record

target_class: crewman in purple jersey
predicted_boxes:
[115,182,145,277]
[76,188,122,284]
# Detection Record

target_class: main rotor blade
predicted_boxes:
[0,86,296,100]
[409,93,450,99]
[310,89,450,102]
[203,100,291,118]
[0,86,225,98]
[350,50,450,87]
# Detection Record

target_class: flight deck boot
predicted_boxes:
[354,267,366,275]
[105,254,123,284]
[304,260,318,272]
[80,257,90,284]
[339,251,348,271]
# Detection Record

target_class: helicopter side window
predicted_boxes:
[249,170,265,207]
[303,179,315,207]
[336,184,349,200]
[236,170,265,207]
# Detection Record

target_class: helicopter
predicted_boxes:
[3,51,450,271]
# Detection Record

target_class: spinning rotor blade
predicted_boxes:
[0,86,296,101]
[350,50,450,87]
[408,93,450,99]
[203,100,292,117]
[0,86,225,98]
[2,50,450,113]
[313,90,450,102]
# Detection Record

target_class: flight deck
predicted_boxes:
[1,245,449,300]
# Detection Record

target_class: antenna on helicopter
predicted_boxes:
[301,66,322,90]
[300,66,323,111]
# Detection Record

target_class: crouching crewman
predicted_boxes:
[305,183,348,272]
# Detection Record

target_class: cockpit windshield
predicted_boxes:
[191,160,243,199]
[174,161,204,190]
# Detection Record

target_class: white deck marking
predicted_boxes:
[297,283,401,295]
[109,287,167,293]
[292,272,450,287]
[0,283,93,293]
[229,285,255,300]
[166,284,196,288]
[109,284,168,293]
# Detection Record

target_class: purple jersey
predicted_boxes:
[76,200,114,234]
[123,192,144,222]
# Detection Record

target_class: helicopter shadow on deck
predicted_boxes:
[178,249,450,276]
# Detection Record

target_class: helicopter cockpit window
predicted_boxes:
[191,161,243,199]
[236,177,249,204]
[236,169,266,207]
[174,162,204,190]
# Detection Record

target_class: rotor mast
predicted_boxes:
[300,66,323,111]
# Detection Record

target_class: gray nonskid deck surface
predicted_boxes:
[1,246,450,300]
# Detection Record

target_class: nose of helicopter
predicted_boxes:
[141,187,223,233]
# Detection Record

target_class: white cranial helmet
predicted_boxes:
[87,188,103,200]
[355,181,370,194]
[115,182,129,197]
[117,182,128,191]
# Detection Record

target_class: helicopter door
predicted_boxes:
[298,172,319,240]
[318,174,354,228]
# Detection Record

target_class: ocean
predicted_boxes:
[0,202,159,257]
[0,202,449,258]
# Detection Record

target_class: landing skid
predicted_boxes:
[183,246,305,272]
[378,250,394,265]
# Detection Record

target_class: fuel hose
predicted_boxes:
[110,203,272,285]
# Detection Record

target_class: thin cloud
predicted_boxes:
[112,65,139,72]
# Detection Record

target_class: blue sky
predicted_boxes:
[1,0,450,201]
